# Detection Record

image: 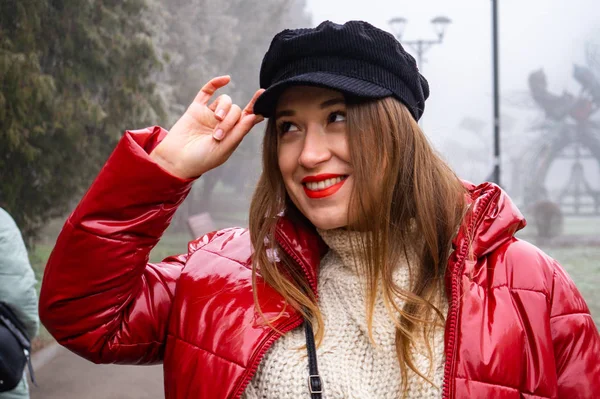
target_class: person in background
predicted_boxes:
[0,208,39,399]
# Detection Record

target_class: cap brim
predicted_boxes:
[253,72,393,117]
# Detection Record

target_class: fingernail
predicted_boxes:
[213,128,224,140]
[215,109,225,120]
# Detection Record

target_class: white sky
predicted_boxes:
[304,0,599,184]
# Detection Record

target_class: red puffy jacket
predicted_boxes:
[39,127,600,398]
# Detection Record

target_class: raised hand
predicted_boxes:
[150,76,265,179]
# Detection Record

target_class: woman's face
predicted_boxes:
[275,86,353,230]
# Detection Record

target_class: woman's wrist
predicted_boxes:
[149,146,195,180]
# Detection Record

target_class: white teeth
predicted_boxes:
[304,176,346,191]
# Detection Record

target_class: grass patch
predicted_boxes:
[562,217,600,236]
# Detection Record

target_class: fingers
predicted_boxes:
[213,105,242,141]
[223,113,264,145]
[219,89,265,143]
[209,94,233,121]
[243,89,266,116]
[222,88,265,143]
[212,88,266,142]
[194,75,231,105]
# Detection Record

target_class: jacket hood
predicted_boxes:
[456,181,527,260]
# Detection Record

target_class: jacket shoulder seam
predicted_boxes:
[187,228,248,254]
[188,227,252,269]
[196,246,252,269]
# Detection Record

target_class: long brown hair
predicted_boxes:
[249,96,466,394]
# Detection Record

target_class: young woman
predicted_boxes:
[39,21,599,399]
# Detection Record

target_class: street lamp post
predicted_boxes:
[388,16,451,71]
[388,16,451,127]
[491,0,501,186]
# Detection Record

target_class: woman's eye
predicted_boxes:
[328,111,346,124]
[278,121,299,134]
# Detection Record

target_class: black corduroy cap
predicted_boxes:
[253,20,430,121]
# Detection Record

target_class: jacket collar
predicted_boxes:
[274,214,328,295]
[454,181,526,260]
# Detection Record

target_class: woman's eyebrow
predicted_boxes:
[320,98,345,109]
[275,109,294,119]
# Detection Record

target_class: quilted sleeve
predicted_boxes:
[39,127,195,365]
[549,259,600,397]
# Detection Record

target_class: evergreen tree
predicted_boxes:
[0,0,164,243]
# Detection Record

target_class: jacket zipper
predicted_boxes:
[275,229,320,295]
[441,189,498,398]
[231,231,318,398]
[441,245,466,399]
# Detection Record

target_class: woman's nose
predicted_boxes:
[297,125,332,168]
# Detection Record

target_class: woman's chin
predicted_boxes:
[305,211,348,231]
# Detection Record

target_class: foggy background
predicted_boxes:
[307,0,600,190]
[1,0,598,397]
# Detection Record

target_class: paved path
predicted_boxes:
[30,345,164,399]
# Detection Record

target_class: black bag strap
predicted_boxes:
[26,348,37,387]
[304,319,323,399]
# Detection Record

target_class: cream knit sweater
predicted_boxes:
[242,229,446,399]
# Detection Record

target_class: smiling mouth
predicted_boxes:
[301,175,349,199]
[304,176,347,191]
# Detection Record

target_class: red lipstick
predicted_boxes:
[301,174,348,199]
